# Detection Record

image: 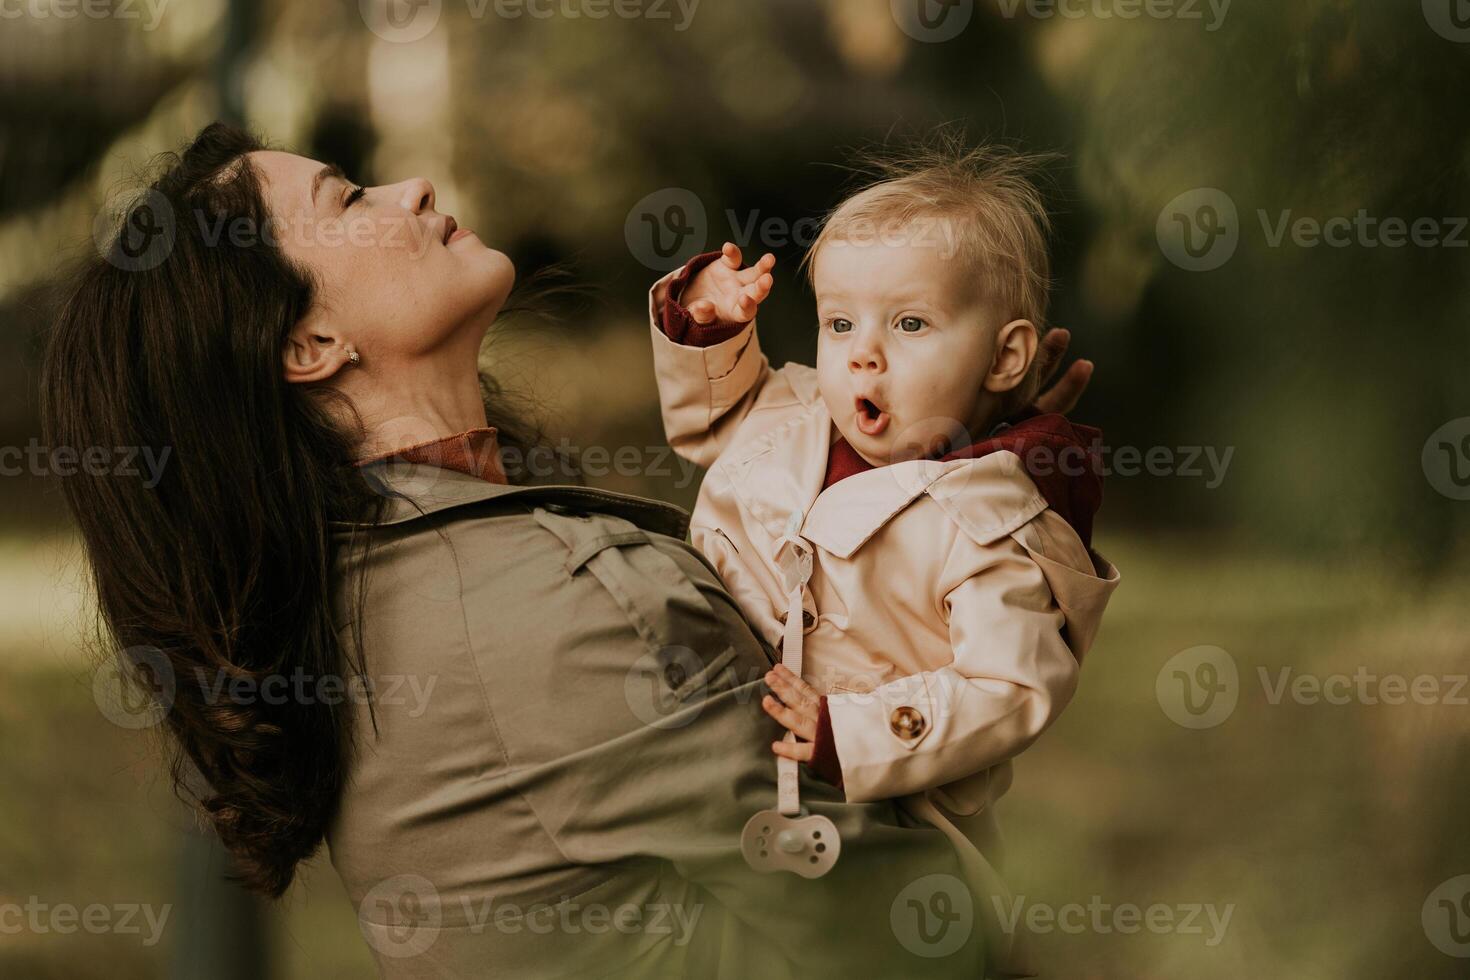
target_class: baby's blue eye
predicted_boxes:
[829,318,854,334]
[897,316,925,333]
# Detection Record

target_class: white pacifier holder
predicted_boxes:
[740,511,842,878]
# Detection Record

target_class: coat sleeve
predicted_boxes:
[825,529,1082,804]
[647,265,775,470]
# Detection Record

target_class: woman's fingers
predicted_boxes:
[1034,358,1093,416]
[762,694,817,741]
[771,738,814,762]
[1034,328,1070,387]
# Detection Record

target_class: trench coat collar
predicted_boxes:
[721,392,1039,560]
[331,462,692,540]
[719,365,1049,559]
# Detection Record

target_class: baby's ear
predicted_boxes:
[983,319,1039,393]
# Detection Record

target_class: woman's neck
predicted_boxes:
[339,353,490,460]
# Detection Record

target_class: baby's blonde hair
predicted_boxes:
[803,134,1058,413]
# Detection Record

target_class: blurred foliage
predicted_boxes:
[2,0,1466,564]
[2,3,1469,978]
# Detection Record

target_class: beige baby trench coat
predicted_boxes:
[648,271,1122,973]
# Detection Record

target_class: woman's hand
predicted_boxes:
[683,242,776,328]
[1031,327,1094,415]
[763,664,822,761]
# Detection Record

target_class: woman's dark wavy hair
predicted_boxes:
[40,122,557,897]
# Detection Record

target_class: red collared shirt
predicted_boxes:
[354,426,508,484]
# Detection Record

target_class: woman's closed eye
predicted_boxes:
[343,184,366,208]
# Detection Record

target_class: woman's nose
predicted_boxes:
[395,177,435,213]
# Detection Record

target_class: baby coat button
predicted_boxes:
[779,608,819,634]
[664,661,688,689]
[889,706,927,740]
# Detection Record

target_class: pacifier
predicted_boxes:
[740,507,841,878]
[741,808,840,879]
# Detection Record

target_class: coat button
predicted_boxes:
[779,609,818,634]
[663,661,688,689]
[889,706,927,740]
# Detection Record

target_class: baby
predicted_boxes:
[647,144,1121,973]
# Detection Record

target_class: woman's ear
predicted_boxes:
[983,318,1039,394]
[282,319,354,384]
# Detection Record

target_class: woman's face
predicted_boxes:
[252,151,514,367]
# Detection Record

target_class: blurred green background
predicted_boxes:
[2,0,1468,977]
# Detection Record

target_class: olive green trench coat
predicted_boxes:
[326,462,1000,978]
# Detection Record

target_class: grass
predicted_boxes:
[1,532,1467,978]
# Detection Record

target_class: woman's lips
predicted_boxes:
[855,398,890,437]
[447,226,476,244]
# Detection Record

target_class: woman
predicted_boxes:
[42,124,1090,978]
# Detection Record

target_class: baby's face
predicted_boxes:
[814,237,1001,466]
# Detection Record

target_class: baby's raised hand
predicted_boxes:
[682,242,776,328]
[762,663,821,762]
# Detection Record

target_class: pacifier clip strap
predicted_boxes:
[777,580,805,816]
[775,510,810,817]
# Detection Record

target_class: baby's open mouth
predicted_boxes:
[855,396,890,437]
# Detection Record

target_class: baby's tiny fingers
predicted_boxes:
[721,242,743,269]
[772,739,814,762]
[687,299,717,324]
[765,670,813,711]
[761,695,816,740]
[768,665,817,703]
[739,252,777,283]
